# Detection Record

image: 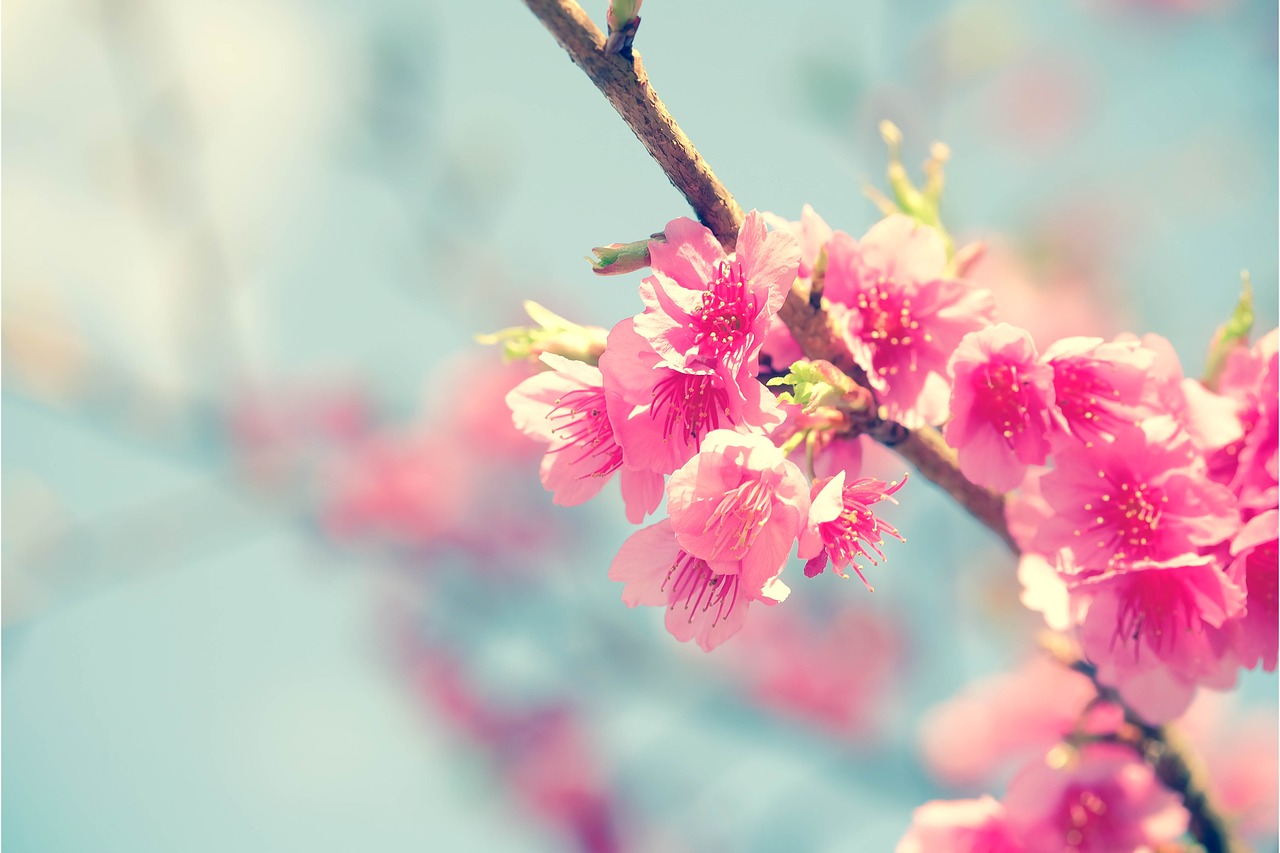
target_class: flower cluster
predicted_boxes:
[1002,326,1278,721]
[503,198,1276,699]
[507,211,915,649]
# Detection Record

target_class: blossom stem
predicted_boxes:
[519,7,1238,849]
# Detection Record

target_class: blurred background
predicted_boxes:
[3,0,1277,850]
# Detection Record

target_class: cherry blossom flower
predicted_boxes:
[823,215,996,427]
[1074,553,1245,721]
[798,470,905,586]
[945,324,1056,491]
[600,318,783,475]
[1213,328,1279,512]
[666,430,810,594]
[507,353,664,523]
[608,519,788,651]
[1139,333,1243,454]
[1226,509,1278,672]
[1040,335,1154,449]
[896,797,1023,853]
[1002,745,1189,853]
[634,211,800,398]
[919,656,1121,787]
[725,608,902,737]
[1033,417,1239,575]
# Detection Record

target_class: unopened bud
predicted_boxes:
[605,0,643,55]
[588,233,661,276]
[477,300,608,365]
[1202,272,1254,390]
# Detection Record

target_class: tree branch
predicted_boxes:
[520,0,743,248]
[518,7,1237,849]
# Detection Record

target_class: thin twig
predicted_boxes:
[518,6,1238,850]
[520,0,743,247]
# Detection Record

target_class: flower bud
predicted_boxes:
[476,301,607,365]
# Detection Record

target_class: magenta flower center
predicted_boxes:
[1113,572,1196,656]
[546,387,623,478]
[1053,359,1127,438]
[974,359,1035,443]
[1059,785,1111,851]
[705,476,774,558]
[855,278,926,376]
[691,261,755,362]
[663,550,740,627]
[650,371,730,442]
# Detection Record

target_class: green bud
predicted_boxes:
[767,359,865,413]
[587,236,657,276]
[1202,272,1255,390]
[476,300,608,365]
[867,120,955,257]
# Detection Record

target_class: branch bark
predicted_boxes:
[519,4,1236,849]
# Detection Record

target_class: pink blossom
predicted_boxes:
[1034,417,1239,575]
[1041,336,1154,449]
[507,353,664,523]
[1139,333,1243,454]
[1226,509,1278,672]
[798,470,905,586]
[823,215,996,427]
[635,211,800,396]
[1213,328,1279,511]
[896,796,1023,853]
[945,324,1056,491]
[1002,745,1189,853]
[919,656,1119,787]
[608,519,787,651]
[1074,554,1245,721]
[600,318,783,475]
[667,430,810,594]
[726,608,902,737]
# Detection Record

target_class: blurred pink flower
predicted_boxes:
[1226,509,1278,672]
[1002,745,1189,853]
[946,324,1056,491]
[1075,554,1244,721]
[507,353,663,523]
[919,656,1120,788]
[729,608,903,737]
[824,215,996,427]
[798,470,905,586]
[896,796,1022,853]
[1213,328,1279,512]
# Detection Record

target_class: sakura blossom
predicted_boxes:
[600,318,783,475]
[1002,746,1190,853]
[1040,335,1154,449]
[1033,417,1239,575]
[798,470,905,585]
[1074,554,1245,721]
[634,211,800,394]
[507,353,664,523]
[896,796,1023,853]
[945,323,1056,491]
[665,430,810,594]
[822,215,997,427]
[608,519,787,651]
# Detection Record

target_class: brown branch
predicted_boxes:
[519,8,1237,849]
[1042,636,1242,853]
[520,0,743,248]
